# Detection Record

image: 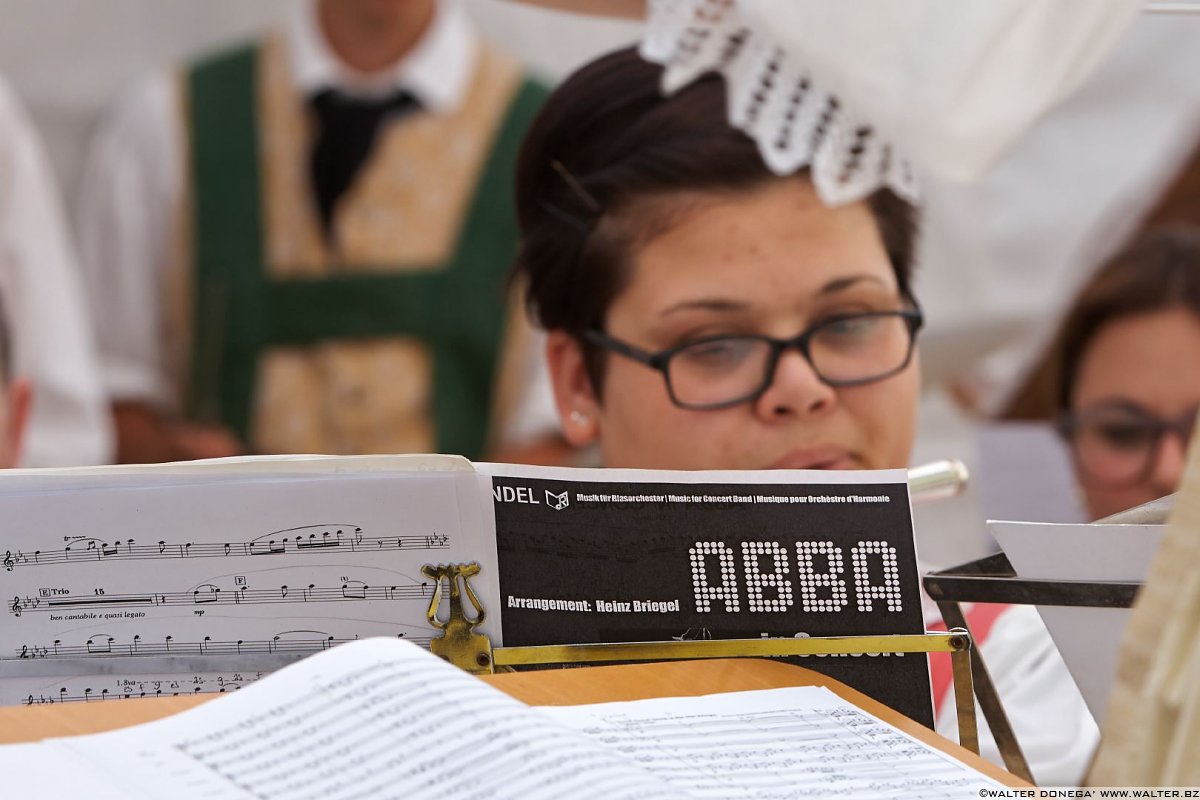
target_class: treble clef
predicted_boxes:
[3,551,13,571]
[10,596,22,617]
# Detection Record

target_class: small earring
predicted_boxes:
[569,410,589,426]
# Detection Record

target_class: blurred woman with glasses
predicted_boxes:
[512,48,919,473]
[1005,226,1200,520]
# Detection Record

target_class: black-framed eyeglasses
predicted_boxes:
[583,306,923,410]
[1057,402,1197,489]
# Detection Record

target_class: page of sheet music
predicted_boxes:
[541,687,1003,799]
[0,743,133,799]
[478,463,938,728]
[42,638,678,800]
[0,469,498,705]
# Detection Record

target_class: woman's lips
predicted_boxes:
[766,447,860,470]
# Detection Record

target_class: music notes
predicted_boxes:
[9,579,432,617]
[542,685,1003,797]
[0,467,498,708]
[18,668,270,706]
[2,524,452,571]
[10,630,434,661]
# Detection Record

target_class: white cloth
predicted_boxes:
[76,0,559,446]
[641,0,1140,203]
[640,0,917,205]
[915,12,1200,398]
[0,76,111,466]
[930,602,1100,787]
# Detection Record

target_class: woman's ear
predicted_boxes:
[545,330,600,447]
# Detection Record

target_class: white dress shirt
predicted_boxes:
[0,76,112,466]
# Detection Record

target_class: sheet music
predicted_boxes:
[479,462,936,728]
[45,638,677,800]
[0,469,497,704]
[8,668,268,706]
[542,687,1003,799]
[0,743,132,798]
[974,422,1086,525]
[1,638,1002,800]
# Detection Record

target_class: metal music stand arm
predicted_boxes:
[423,561,980,754]
[922,526,1155,787]
[936,599,1032,783]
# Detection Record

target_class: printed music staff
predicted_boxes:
[9,580,433,616]
[2,525,452,571]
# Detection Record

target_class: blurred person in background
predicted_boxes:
[1004,226,1200,520]
[0,291,30,468]
[77,0,565,464]
[0,75,110,467]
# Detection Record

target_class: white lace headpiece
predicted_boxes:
[640,0,1141,207]
[641,0,918,207]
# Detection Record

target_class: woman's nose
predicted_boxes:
[753,348,836,420]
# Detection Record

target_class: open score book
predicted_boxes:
[0,638,1003,799]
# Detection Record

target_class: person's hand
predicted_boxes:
[168,421,244,461]
[113,402,245,464]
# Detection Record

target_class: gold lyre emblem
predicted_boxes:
[420,562,494,673]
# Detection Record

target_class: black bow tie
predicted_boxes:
[309,88,420,237]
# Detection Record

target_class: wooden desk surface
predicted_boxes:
[0,658,1023,787]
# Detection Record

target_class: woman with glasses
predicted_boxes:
[1005,226,1200,520]
[976,225,1200,784]
[509,46,1098,786]
[513,48,920,473]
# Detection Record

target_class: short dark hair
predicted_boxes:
[511,46,917,376]
[1003,225,1200,419]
